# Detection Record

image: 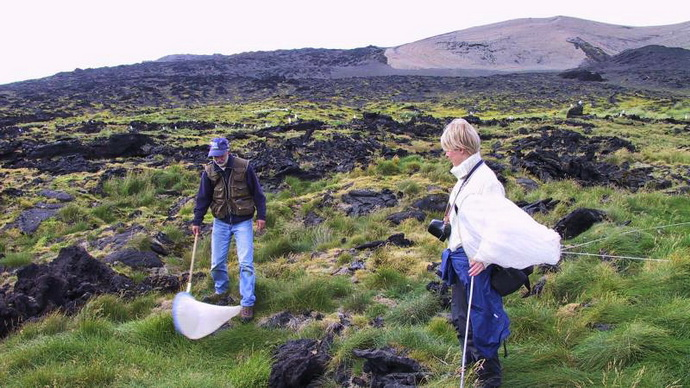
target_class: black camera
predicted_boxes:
[427,219,451,241]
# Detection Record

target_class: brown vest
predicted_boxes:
[204,157,255,219]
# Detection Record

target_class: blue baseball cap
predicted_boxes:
[208,138,229,157]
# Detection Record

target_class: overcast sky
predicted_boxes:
[1,0,688,85]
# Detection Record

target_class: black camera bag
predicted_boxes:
[428,219,451,241]
[490,265,533,297]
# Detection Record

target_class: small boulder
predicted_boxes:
[103,249,163,268]
[342,189,398,217]
[412,193,448,213]
[352,347,428,388]
[13,203,63,234]
[386,210,426,225]
[554,208,606,239]
[269,339,331,388]
[38,189,75,202]
[566,101,584,118]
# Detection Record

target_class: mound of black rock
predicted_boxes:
[342,189,399,217]
[509,128,668,190]
[554,208,607,240]
[0,245,180,338]
[352,347,428,388]
[2,133,155,174]
[269,323,342,388]
[269,338,332,388]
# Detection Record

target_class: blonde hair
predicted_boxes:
[440,118,480,154]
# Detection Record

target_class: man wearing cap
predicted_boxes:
[191,137,266,322]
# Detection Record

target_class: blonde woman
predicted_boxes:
[439,118,508,388]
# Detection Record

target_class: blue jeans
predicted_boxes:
[211,218,255,307]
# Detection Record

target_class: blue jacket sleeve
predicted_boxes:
[192,171,212,226]
[246,164,267,221]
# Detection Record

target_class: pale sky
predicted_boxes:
[1,0,688,85]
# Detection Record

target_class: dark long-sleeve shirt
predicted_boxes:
[192,157,266,226]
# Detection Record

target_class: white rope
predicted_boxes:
[562,221,690,251]
[460,276,474,388]
[561,251,668,262]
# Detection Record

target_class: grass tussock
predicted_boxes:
[363,267,410,292]
[77,294,157,323]
[58,204,90,224]
[259,274,353,313]
[573,322,678,370]
[506,299,559,342]
[385,292,442,326]
[341,290,375,314]
[0,251,32,267]
[226,351,272,388]
[10,312,71,342]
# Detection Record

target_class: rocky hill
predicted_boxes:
[155,46,391,78]
[151,16,690,76]
[574,45,690,89]
[385,16,690,72]
[1,17,689,126]
[587,45,690,71]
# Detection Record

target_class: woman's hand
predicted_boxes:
[468,260,486,276]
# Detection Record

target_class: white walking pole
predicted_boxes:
[460,275,475,388]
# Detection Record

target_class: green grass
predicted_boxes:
[341,290,375,314]
[385,292,443,326]
[255,215,372,261]
[77,294,158,323]
[58,204,90,224]
[150,164,199,193]
[258,274,353,313]
[573,322,679,370]
[226,350,272,388]
[162,224,185,244]
[0,251,32,267]
[363,267,409,291]
[0,307,281,388]
[126,233,153,251]
[100,165,198,210]
[91,202,119,223]
[2,103,690,387]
